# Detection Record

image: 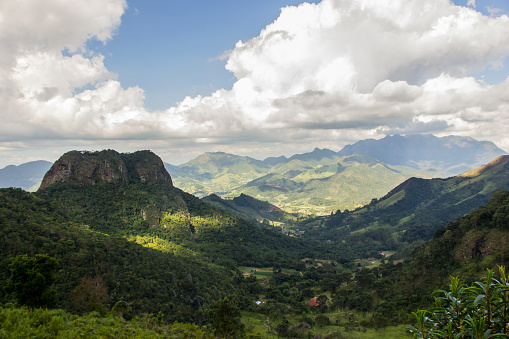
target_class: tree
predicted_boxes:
[4,254,60,308]
[316,294,329,313]
[210,296,245,338]
[71,276,111,315]
[276,319,290,338]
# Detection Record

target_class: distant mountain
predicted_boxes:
[168,134,507,214]
[171,152,273,196]
[337,134,506,174]
[261,155,288,167]
[164,162,193,178]
[0,160,52,190]
[287,147,338,162]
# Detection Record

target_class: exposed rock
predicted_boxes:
[39,149,172,189]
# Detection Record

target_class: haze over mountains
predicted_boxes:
[0,160,52,191]
[166,134,506,214]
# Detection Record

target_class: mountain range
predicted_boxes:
[2,145,509,334]
[0,134,505,215]
[167,134,506,214]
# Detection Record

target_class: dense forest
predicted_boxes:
[1,150,509,337]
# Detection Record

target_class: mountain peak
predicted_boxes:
[338,134,506,174]
[288,147,338,162]
[39,150,172,189]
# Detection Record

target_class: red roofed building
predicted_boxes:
[308,297,320,307]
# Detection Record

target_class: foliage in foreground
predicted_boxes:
[0,305,213,338]
[405,266,509,338]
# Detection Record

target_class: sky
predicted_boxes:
[1,0,509,167]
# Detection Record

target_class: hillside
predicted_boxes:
[0,160,52,191]
[314,155,509,254]
[380,189,509,314]
[168,134,505,214]
[407,189,509,290]
[202,193,297,227]
[0,188,241,322]
[35,150,310,268]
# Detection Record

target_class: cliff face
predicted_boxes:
[39,150,172,189]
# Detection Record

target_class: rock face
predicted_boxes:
[39,150,172,189]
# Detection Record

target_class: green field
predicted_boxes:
[242,311,412,338]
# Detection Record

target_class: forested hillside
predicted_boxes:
[313,155,509,253]
[2,148,509,337]
[0,188,245,322]
[379,189,509,314]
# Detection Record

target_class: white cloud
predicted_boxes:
[1,0,509,167]
[173,0,509,145]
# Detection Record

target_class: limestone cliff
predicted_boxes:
[39,150,172,189]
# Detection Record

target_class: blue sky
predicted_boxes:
[92,0,319,110]
[1,0,509,167]
[92,0,509,110]
[95,0,509,110]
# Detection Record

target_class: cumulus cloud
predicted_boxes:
[170,0,509,152]
[1,0,509,166]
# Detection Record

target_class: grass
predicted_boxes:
[242,311,412,338]
[240,266,301,280]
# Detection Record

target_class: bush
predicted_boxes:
[315,314,331,326]
[404,266,509,338]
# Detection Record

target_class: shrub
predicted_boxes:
[404,266,509,338]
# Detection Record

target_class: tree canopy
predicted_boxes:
[4,254,60,308]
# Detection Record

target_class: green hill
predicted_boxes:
[373,189,509,318]
[202,193,297,227]
[35,150,308,268]
[171,149,458,215]
[0,188,239,322]
[233,154,441,214]
[313,155,509,257]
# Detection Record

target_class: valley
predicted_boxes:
[0,135,509,338]
[167,134,506,215]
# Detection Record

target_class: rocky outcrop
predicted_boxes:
[39,150,172,189]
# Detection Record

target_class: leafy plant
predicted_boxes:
[405,266,509,338]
